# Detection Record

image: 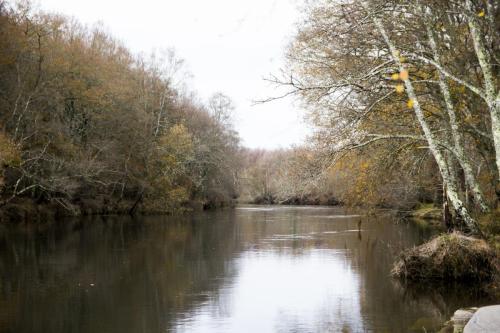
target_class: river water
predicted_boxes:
[0,205,494,332]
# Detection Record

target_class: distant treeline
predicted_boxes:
[238,148,338,206]
[238,147,434,208]
[0,1,241,219]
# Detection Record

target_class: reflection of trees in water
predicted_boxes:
[348,215,445,332]
[351,214,496,332]
[236,209,495,331]
[235,210,441,331]
[172,207,367,332]
[0,207,495,333]
[0,211,241,333]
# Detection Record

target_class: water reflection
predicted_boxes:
[175,249,363,333]
[0,205,495,333]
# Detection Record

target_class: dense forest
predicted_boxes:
[0,1,241,220]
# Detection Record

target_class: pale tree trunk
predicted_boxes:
[465,0,500,201]
[362,2,482,235]
[424,20,490,213]
[443,183,452,230]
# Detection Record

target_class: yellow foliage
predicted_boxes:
[391,73,400,80]
[407,99,414,108]
[478,10,485,17]
[148,124,195,210]
[0,133,21,189]
[395,84,405,93]
[0,133,21,167]
[160,124,193,155]
[167,186,189,204]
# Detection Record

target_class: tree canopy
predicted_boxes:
[0,1,241,214]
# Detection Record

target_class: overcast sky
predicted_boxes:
[38,0,310,149]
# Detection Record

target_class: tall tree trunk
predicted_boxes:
[424,20,490,213]
[465,0,500,205]
[443,183,452,231]
[363,2,482,235]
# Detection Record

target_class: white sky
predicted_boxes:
[37,0,310,149]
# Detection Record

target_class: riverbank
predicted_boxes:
[405,203,442,221]
[0,197,235,223]
[392,232,497,283]
[248,195,341,206]
[393,210,500,300]
[406,205,500,250]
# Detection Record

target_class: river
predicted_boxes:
[0,205,493,332]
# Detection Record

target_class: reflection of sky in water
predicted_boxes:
[1,205,468,333]
[173,249,363,333]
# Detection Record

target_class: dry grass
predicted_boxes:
[392,232,497,282]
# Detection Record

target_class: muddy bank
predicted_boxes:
[248,194,341,206]
[392,232,498,283]
[0,197,235,223]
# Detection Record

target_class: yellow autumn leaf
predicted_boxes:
[391,73,400,80]
[407,99,414,108]
[399,69,409,80]
[478,10,485,17]
[395,84,404,93]
[399,56,406,63]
